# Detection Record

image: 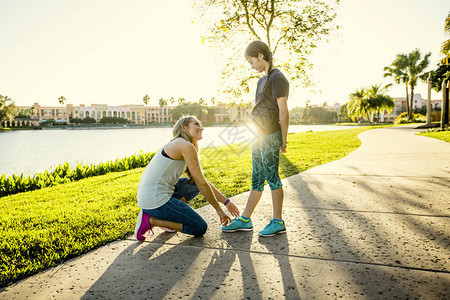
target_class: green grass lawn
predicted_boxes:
[0,126,372,287]
[417,129,450,143]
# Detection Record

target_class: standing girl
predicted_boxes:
[222,40,289,237]
[134,116,239,240]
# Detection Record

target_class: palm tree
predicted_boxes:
[143,94,150,105]
[347,88,373,125]
[159,98,168,107]
[384,54,410,118]
[366,84,394,125]
[29,105,37,116]
[441,12,450,64]
[405,49,431,119]
[58,96,67,105]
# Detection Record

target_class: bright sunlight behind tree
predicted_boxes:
[195,0,339,103]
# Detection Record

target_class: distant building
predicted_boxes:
[382,94,442,122]
[4,102,253,127]
[212,103,229,123]
[228,105,252,123]
[323,103,341,113]
[66,104,173,124]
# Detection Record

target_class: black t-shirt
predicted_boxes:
[252,68,289,134]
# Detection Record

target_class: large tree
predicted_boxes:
[384,54,410,119]
[0,95,19,122]
[428,62,450,92]
[347,84,394,125]
[405,49,431,120]
[196,0,339,101]
[365,84,394,125]
[385,50,431,121]
[347,88,372,124]
[171,102,202,121]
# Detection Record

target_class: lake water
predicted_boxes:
[0,125,358,176]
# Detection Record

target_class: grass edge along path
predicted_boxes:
[416,129,450,143]
[0,126,372,288]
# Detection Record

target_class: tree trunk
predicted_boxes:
[405,83,410,121]
[410,84,415,121]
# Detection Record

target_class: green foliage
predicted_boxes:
[417,127,450,143]
[0,94,19,121]
[99,117,128,124]
[338,103,352,122]
[347,84,394,125]
[394,112,426,124]
[0,152,156,197]
[58,96,67,105]
[158,97,167,107]
[289,106,304,124]
[171,102,202,121]
[69,117,97,124]
[0,169,142,287]
[303,106,337,123]
[143,94,150,105]
[385,49,431,120]
[428,62,450,92]
[82,117,96,124]
[0,127,372,287]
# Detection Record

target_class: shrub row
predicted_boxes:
[394,112,426,124]
[0,152,155,197]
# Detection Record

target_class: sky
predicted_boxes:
[1,0,449,109]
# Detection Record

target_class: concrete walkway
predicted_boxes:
[1,125,449,299]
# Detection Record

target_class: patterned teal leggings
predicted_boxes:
[251,130,282,191]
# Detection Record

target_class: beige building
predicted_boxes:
[9,103,174,125]
[382,94,442,122]
[228,105,252,123]
[5,102,254,127]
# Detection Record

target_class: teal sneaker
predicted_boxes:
[258,220,286,237]
[222,217,253,232]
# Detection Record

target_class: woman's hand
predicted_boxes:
[225,201,240,217]
[217,209,232,226]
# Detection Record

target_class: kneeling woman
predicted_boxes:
[134,116,239,240]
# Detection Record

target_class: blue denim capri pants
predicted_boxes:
[251,130,283,192]
[143,177,207,236]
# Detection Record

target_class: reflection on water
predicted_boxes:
[0,125,357,176]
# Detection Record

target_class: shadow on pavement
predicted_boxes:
[258,233,302,299]
[81,233,202,299]
[285,171,449,298]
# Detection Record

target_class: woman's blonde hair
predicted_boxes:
[172,115,200,151]
[172,115,201,182]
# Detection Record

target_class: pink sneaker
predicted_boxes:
[161,227,176,233]
[134,210,153,241]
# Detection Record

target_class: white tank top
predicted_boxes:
[137,149,186,209]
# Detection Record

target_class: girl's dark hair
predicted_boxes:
[245,40,274,91]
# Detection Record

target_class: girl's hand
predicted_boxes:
[280,141,287,153]
[225,201,240,217]
[218,210,231,226]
